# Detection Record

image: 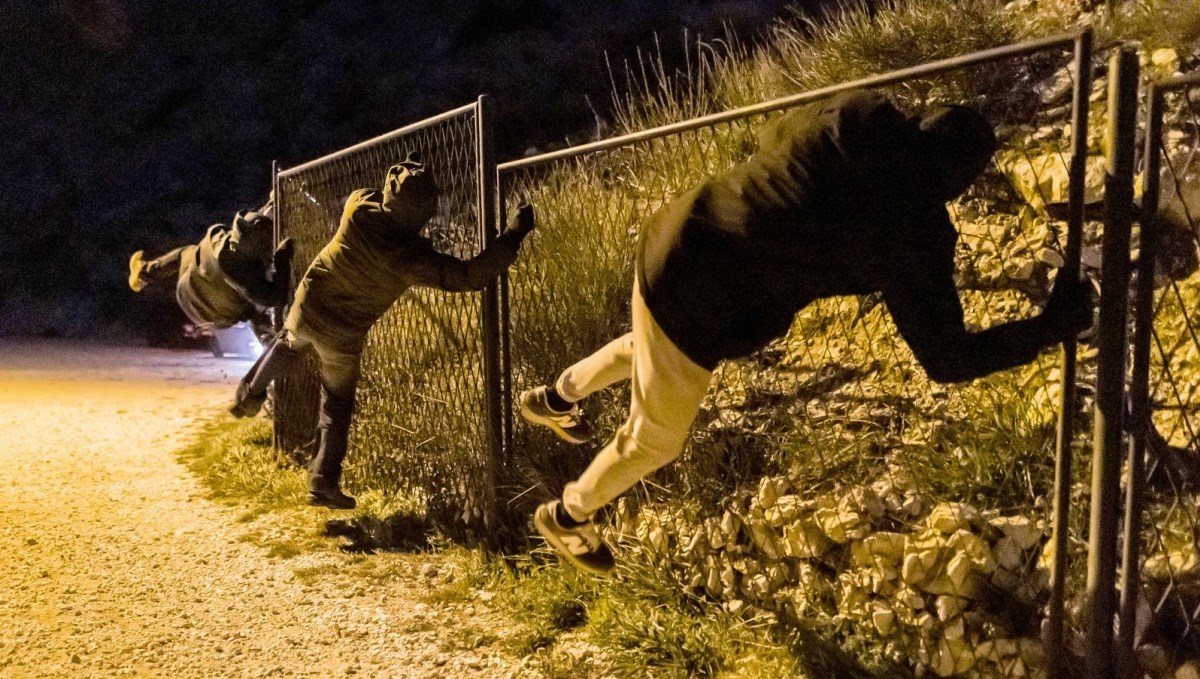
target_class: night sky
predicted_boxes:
[0,0,823,341]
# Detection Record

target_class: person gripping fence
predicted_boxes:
[232,153,536,510]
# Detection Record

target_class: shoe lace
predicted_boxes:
[561,521,601,554]
[552,405,582,428]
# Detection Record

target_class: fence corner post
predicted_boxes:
[1086,46,1139,679]
[475,94,504,530]
[1048,28,1093,678]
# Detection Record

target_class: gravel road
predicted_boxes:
[0,340,522,678]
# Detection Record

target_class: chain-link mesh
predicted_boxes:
[500,43,1097,676]
[273,104,498,526]
[1134,78,1200,666]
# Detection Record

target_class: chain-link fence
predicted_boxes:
[253,29,1199,677]
[272,99,503,528]
[497,32,1101,677]
[1120,70,1200,675]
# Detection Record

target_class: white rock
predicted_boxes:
[989,516,1044,550]
[925,503,980,534]
[1008,260,1037,281]
[1035,248,1065,268]
[755,476,787,509]
[814,507,866,544]
[781,519,832,558]
[1151,48,1180,69]
[850,532,907,568]
[934,595,968,621]
[763,495,807,527]
[947,530,997,574]
[871,602,896,636]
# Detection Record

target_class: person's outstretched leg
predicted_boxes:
[230,332,302,418]
[534,281,712,574]
[306,346,362,510]
[129,245,193,292]
[520,333,634,444]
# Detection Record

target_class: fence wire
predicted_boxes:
[499,39,1095,677]
[273,103,497,526]
[1132,76,1200,670]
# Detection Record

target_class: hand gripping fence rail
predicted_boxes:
[496,30,1100,677]
[271,97,504,531]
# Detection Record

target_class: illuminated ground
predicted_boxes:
[0,340,519,678]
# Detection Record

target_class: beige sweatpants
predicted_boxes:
[557,279,713,520]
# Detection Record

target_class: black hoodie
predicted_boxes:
[174,210,278,328]
[637,90,1056,381]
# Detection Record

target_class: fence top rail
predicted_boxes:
[1152,70,1200,92]
[497,30,1086,174]
[279,100,480,179]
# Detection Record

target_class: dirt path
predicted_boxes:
[0,340,521,678]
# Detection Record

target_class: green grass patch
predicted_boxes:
[177,415,308,511]
[1102,0,1200,49]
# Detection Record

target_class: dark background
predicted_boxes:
[0,0,826,342]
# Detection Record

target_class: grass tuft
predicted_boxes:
[177,416,308,511]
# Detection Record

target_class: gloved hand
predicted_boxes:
[1042,274,1094,343]
[503,203,535,239]
[269,238,295,304]
[274,237,294,260]
[273,238,294,275]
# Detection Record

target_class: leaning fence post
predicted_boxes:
[476,94,503,529]
[1116,79,1164,679]
[1048,30,1093,675]
[270,159,283,456]
[1086,47,1139,679]
[271,160,284,334]
[496,172,513,462]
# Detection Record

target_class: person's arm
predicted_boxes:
[229,237,293,308]
[259,191,275,218]
[223,262,280,308]
[414,205,535,293]
[882,222,1090,384]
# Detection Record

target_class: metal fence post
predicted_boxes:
[270,159,283,457]
[1086,47,1139,679]
[1048,29,1093,675]
[1116,80,1164,679]
[271,160,284,334]
[476,94,503,527]
[497,178,513,462]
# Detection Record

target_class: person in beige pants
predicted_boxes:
[520,90,1093,575]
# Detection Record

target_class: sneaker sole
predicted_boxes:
[308,494,356,510]
[533,505,614,576]
[228,396,266,419]
[520,401,591,445]
[129,251,146,292]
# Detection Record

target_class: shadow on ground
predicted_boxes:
[324,512,432,554]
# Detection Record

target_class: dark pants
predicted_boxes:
[238,328,362,489]
[140,246,196,288]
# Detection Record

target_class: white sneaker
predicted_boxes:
[128,251,147,292]
[519,385,595,444]
[533,500,614,575]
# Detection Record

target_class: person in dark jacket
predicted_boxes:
[129,201,290,339]
[231,155,536,509]
[518,89,1094,575]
